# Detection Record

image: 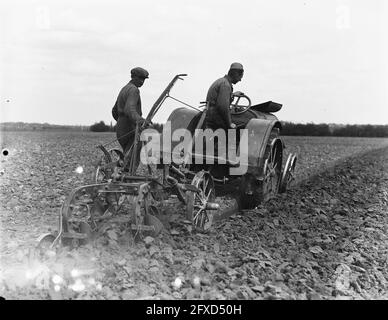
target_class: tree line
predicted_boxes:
[90,121,164,133]
[90,121,388,137]
[281,122,388,137]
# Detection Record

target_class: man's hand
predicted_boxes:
[146,121,154,128]
[137,118,152,127]
[137,118,146,126]
[232,91,245,98]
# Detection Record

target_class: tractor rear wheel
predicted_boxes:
[239,128,282,209]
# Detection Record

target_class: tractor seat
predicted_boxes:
[187,111,205,135]
[231,111,256,129]
[188,110,249,132]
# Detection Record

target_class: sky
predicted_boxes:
[0,0,387,126]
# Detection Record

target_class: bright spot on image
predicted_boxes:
[88,278,96,285]
[173,277,182,289]
[96,283,102,290]
[54,285,61,292]
[70,279,85,292]
[46,250,56,258]
[193,276,201,287]
[25,270,33,280]
[52,274,63,284]
[71,269,80,278]
[75,166,84,174]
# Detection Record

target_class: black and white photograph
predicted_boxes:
[0,0,387,303]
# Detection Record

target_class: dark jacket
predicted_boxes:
[113,81,143,152]
[205,75,234,130]
[112,81,142,123]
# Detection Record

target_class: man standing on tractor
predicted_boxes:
[112,67,150,154]
[204,62,244,176]
[205,62,244,131]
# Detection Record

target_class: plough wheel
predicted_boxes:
[278,153,297,193]
[61,221,94,248]
[261,140,282,202]
[60,186,107,248]
[36,233,57,252]
[186,171,216,232]
[95,148,124,183]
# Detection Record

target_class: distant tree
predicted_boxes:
[90,121,111,132]
[333,124,388,137]
[281,122,388,137]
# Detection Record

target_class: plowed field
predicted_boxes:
[1,132,387,300]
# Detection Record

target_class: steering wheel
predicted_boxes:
[230,92,252,115]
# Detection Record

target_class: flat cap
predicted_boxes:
[131,67,149,79]
[229,62,244,71]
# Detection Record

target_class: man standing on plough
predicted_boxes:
[112,67,150,154]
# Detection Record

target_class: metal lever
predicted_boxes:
[177,74,188,80]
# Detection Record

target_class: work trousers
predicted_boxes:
[116,117,140,172]
[204,124,229,178]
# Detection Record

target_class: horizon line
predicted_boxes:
[1,121,388,127]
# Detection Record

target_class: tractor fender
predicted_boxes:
[166,107,200,151]
[239,118,283,176]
